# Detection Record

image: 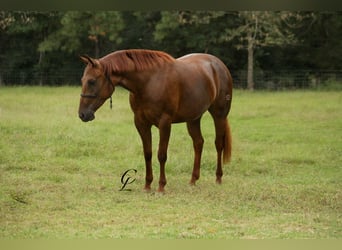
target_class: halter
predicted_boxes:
[80,81,114,109]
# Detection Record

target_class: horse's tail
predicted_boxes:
[223,119,232,164]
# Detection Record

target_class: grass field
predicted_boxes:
[0,86,341,239]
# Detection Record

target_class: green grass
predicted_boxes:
[0,86,341,239]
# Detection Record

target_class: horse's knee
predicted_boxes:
[158,151,167,164]
[215,137,224,151]
[144,151,152,161]
[194,137,204,151]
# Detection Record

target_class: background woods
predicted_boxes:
[0,11,341,89]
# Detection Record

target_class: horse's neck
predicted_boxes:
[117,70,152,94]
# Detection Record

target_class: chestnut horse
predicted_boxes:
[78,49,233,192]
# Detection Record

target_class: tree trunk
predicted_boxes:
[95,38,100,58]
[247,32,255,90]
[38,50,44,86]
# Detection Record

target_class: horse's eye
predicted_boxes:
[88,79,96,86]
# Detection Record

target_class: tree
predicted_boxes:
[117,11,161,50]
[0,11,62,85]
[39,11,124,58]
[0,11,340,87]
[290,12,342,70]
[220,11,303,90]
[154,11,230,56]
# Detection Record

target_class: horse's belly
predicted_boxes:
[172,104,209,123]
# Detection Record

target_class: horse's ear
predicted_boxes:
[79,55,99,68]
[80,55,90,64]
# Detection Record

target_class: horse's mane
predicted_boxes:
[100,49,175,74]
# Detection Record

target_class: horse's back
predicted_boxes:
[177,53,232,88]
[177,53,233,105]
[177,53,226,69]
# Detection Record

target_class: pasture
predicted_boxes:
[0,86,341,239]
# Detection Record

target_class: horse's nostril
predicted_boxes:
[79,110,95,122]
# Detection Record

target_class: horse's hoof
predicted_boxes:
[189,180,196,186]
[157,187,165,193]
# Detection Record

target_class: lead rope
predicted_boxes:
[110,96,112,109]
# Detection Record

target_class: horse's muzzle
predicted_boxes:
[79,109,95,122]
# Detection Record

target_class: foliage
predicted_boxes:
[0,11,341,88]
[154,11,234,56]
[38,11,124,57]
[0,12,62,85]
[218,11,311,90]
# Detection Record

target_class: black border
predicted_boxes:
[0,0,341,10]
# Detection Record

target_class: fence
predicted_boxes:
[231,70,342,90]
[0,68,82,86]
[1,68,341,90]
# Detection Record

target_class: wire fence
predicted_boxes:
[0,68,341,90]
[0,68,82,86]
[231,70,342,90]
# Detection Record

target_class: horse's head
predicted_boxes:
[78,55,115,122]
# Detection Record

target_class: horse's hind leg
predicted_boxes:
[187,118,204,185]
[213,118,225,183]
[209,111,232,184]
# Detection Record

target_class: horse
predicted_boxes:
[78,49,233,192]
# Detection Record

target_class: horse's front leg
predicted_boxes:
[157,116,172,192]
[134,117,153,191]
